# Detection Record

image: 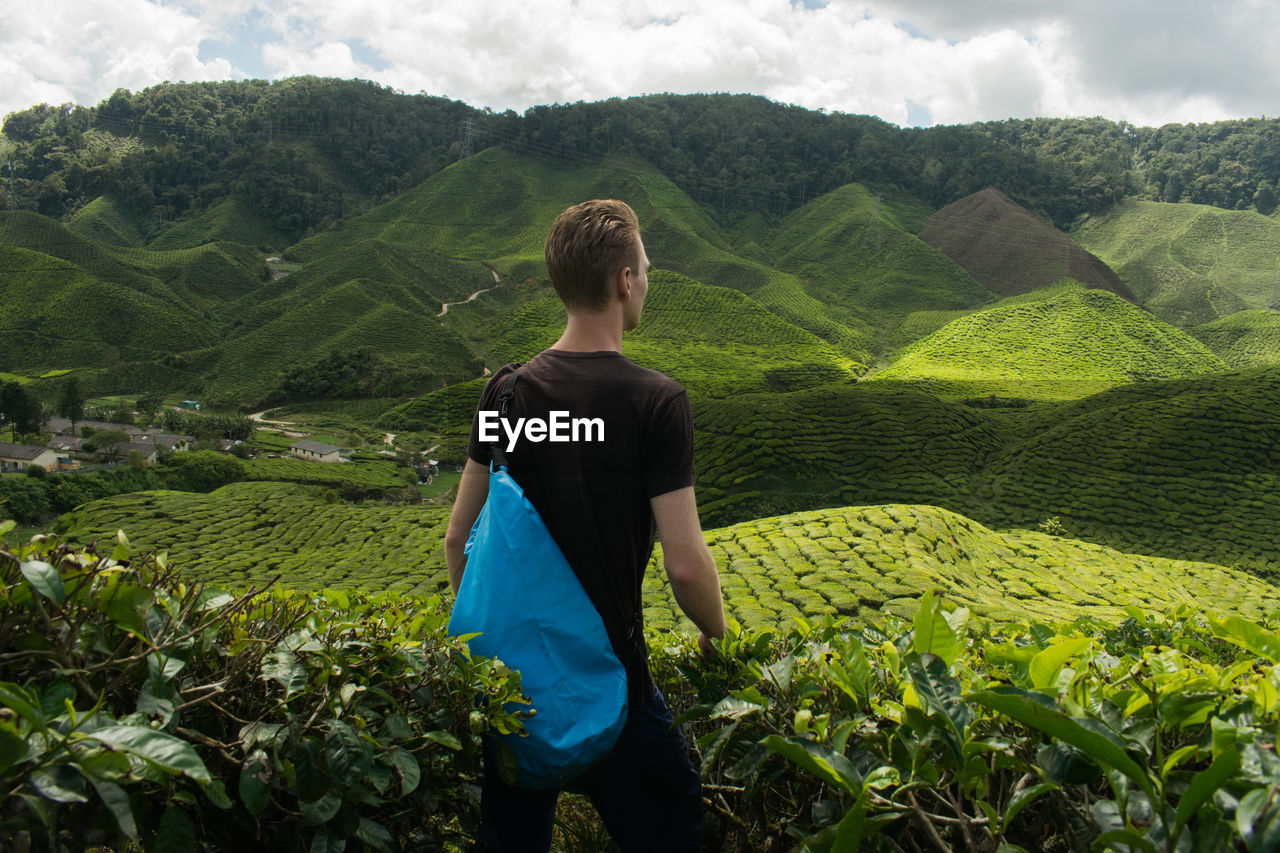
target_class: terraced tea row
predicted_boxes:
[241,457,413,489]
[640,504,1280,633]
[56,482,451,594]
[53,486,1276,641]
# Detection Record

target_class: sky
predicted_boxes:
[2,0,1278,129]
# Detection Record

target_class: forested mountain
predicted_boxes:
[4,78,1280,247]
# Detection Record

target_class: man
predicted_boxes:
[445,199,727,851]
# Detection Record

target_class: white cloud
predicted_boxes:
[1,0,1276,128]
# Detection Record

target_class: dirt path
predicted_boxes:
[438,271,500,317]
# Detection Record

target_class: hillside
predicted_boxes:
[54,485,1279,632]
[1072,199,1280,326]
[289,148,876,362]
[642,503,1280,631]
[919,188,1135,301]
[1191,310,1280,368]
[971,367,1280,575]
[765,183,995,318]
[873,283,1227,399]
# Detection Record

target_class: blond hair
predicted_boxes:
[544,199,641,311]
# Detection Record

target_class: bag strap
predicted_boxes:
[490,364,522,470]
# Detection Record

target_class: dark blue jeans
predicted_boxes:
[480,689,703,852]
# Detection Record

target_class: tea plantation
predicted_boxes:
[640,503,1280,633]
[1072,198,1280,326]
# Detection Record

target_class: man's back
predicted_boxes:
[466,349,695,704]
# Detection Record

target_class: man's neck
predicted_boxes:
[551,311,624,353]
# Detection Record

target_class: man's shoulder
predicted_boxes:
[530,351,687,395]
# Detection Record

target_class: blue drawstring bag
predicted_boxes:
[448,368,628,789]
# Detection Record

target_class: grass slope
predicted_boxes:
[873,283,1227,400]
[1191,311,1280,368]
[1072,199,1280,326]
[920,188,1135,301]
[641,504,1280,632]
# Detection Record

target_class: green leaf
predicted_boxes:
[969,687,1156,803]
[30,765,88,803]
[0,681,46,732]
[86,775,137,840]
[0,718,28,775]
[1175,748,1239,839]
[19,560,64,606]
[1002,782,1058,834]
[261,649,309,699]
[383,746,421,796]
[913,590,961,665]
[832,793,870,852]
[302,790,342,827]
[1028,638,1091,691]
[906,653,972,740]
[425,730,461,751]
[239,750,271,816]
[0,519,14,536]
[111,529,131,562]
[97,583,155,637]
[201,778,233,810]
[325,720,372,779]
[309,830,346,853]
[1093,829,1159,853]
[355,817,394,851]
[87,725,211,782]
[764,654,795,693]
[294,738,331,802]
[156,805,196,853]
[1208,615,1280,664]
[760,735,861,796]
[709,696,767,720]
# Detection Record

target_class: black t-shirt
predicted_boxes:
[466,349,695,705]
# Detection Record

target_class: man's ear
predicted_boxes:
[614,264,633,301]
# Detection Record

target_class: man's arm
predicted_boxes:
[651,486,727,648]
[445,459,490,593]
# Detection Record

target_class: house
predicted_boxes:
[289,440,342,463]
[0,443,60,473]
[45,437,87,470]
[138,433,191,453]
[119,442,159,466]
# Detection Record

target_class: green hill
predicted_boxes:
[0,243,219,369]
[642,503,1280,632]
[1191,310,1280,368]
[873,283,1227,400]
[690,382,1005,527]
[919,188,1135,302]
[56,481,452,594]
[65,195,145,247]
[1072,199,1280,326]
[971,368,1280,575]
[147,196,291,251]
[54,484,1280,633]
[289,148,875,362]
[767,184,995,317]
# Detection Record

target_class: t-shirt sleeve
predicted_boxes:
[642,387,696,498]
[465,373,505,465]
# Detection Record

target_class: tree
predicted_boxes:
[56,376,86,433]
[0,382,44,442]
[136,392,164,427]
[85,429,130,458]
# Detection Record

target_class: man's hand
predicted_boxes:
[697,631,717,658]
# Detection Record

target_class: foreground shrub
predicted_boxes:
[0,523,526,851]
[657,591,1280,852]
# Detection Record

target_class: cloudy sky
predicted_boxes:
[3,0,1278,128]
